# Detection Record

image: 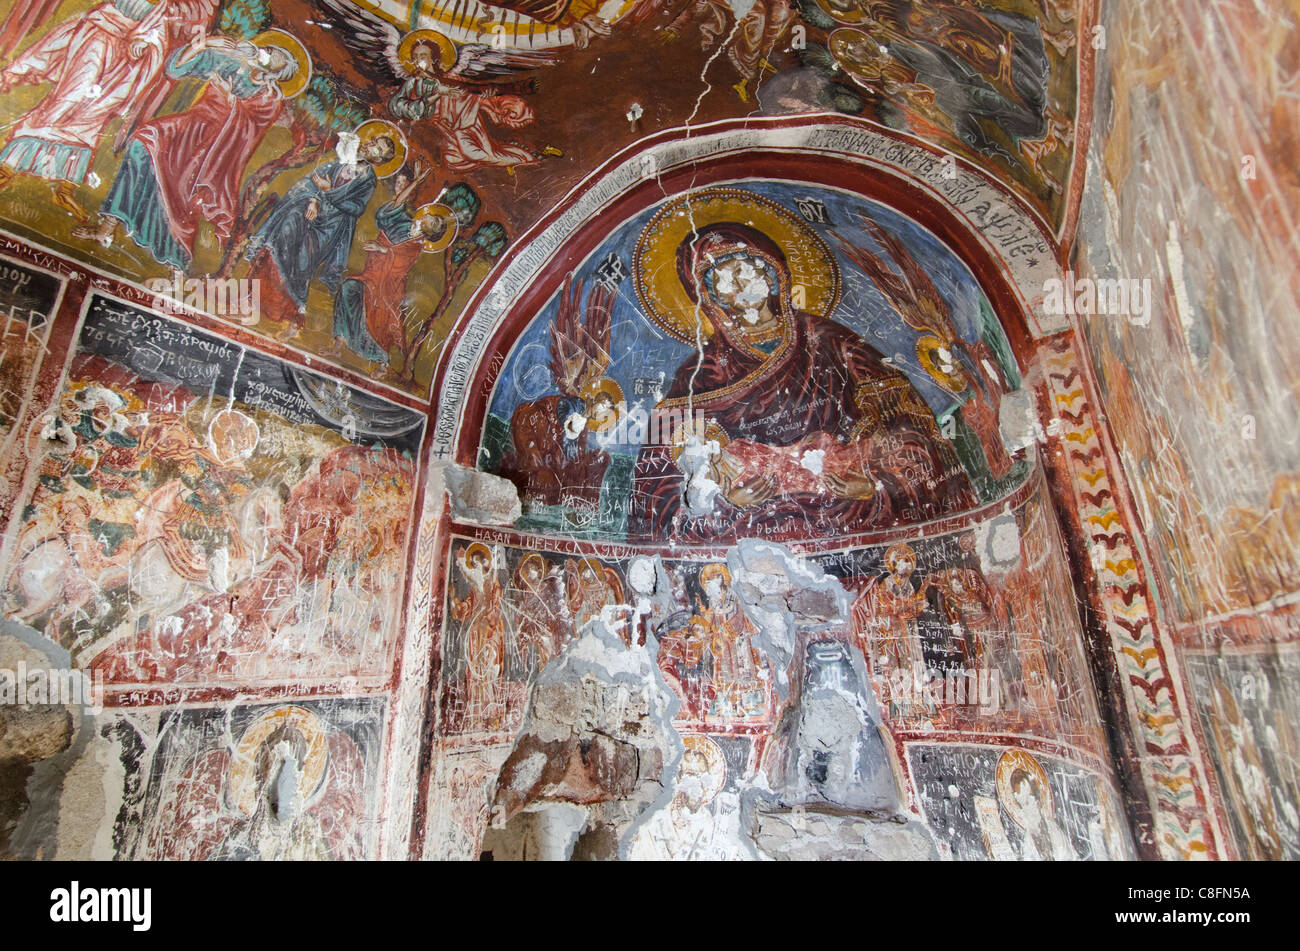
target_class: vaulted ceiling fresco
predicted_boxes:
[0,0,1088,400]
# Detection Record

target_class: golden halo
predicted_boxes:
[916,334,968,393]
[814,0,869,24]
[207,408,259,466]
[678,734,728,805]
[414,203,458,252]
[516,552,547,577]
[633,187,841,345]
[579,377,625,433]
[829,28,891,83]
[463,542,493,569]
[252,29,312,100]
[398,29,457,73]
[573,557,604,576]
[995,749,1054,828]
[355,119,407,179]
[229,706,328,817]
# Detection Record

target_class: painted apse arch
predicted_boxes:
[482,180,1022,542]
[424,153,1134,860]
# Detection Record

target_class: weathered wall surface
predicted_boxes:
[423,467,1133,860]
[1072,1,1300,859]
[0,247,426,861]
[2,0,1294,863]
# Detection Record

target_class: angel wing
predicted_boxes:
[312,0,405,84]
[446,43,557,83]
[832,215,955,340]
[548,275,615,398]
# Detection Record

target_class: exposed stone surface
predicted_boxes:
[440,463,523,526]
[0,706,73,764]
[752,808,938,861]
[487,619,675,855]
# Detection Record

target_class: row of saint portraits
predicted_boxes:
[87,695,1127,861]
[0,0,1078,395]
[2,295,423,688]
[75,646,1296,862]
[439,490,1104,755]
[623,735,1130,860]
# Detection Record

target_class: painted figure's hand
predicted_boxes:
[724,472,778,508]
[824,469,877,500]
[311,172,332,191]
[305,199,319,221]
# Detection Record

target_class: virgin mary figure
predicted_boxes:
[628,188,974,543]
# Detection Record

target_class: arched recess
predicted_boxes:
[414,117,1137,863]
[430,115,1065,465]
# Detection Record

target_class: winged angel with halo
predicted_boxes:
[314,0,562,172]
[499,276,624,512]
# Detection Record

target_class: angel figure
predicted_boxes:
[315,2,560,172]
[832,215,1013,480]
[659,0,797,103]
[498,275,622,511]
[824,1,1072,189]
[505,552,572,673]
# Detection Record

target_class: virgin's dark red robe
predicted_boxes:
[628,309,975,543]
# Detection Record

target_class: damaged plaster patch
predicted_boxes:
[753,808,938,861]
[1,620,99,860]
[487,614,678,857]
[726,538,851,703]
[439,462,523,525]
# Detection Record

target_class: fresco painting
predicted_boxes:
[483,182,1025,542]
[1074,3,1300,628]
[848,488,1102,750]
[439,466,1109,857]
[0,1,1083,403]
[0,0,511,395]
[0,0,1294,870]
[909,742,1131,860]
[2,293,422,688]
[0,255,64,513]
[115,697,386,859]
[1068,0,1300,861]
[1183,650,1300,861]
[790,0,1079,205]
